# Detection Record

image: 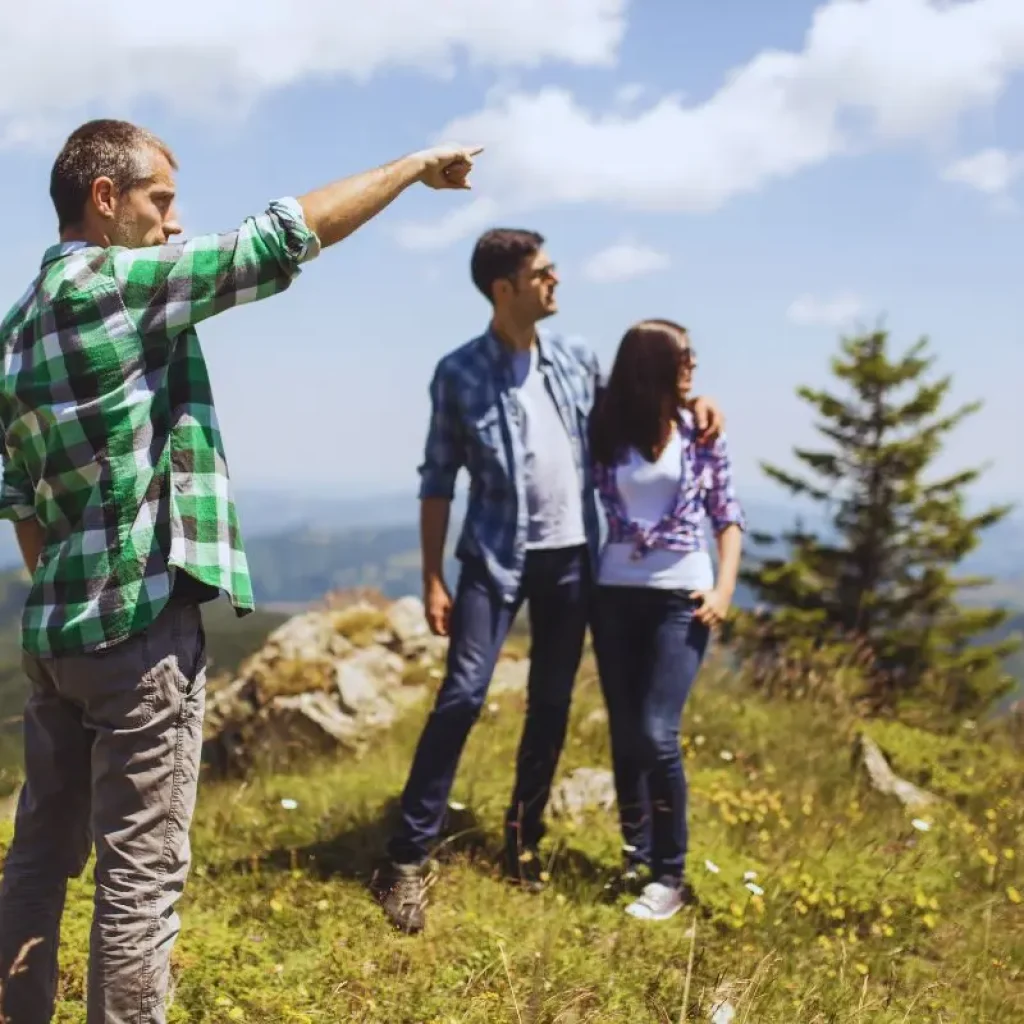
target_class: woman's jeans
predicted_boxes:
[592,586,710,886]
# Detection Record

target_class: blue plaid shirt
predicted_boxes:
[418,327,602,601]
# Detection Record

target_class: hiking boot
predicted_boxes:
[372,862,427,934]
[502,845,548,893]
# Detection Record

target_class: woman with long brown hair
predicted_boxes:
[589,319,745,921]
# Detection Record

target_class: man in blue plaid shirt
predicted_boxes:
[375,228,723,934]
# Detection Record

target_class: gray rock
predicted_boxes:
[335,660,381,715]
[550,767,616,822]
[386,596,449,661]
[201,594,527,777]
[858,733,937,810]
[263,612,344,664]
[490,658,530,696]
[256,691,365,759]
[387,596,429,647]
[335,647,406,729]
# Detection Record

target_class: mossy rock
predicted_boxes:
[330,607,389,647]
[251,658,336,702]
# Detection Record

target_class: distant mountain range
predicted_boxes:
[0,486,1019,603]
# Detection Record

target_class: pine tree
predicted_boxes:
[742,330,1018,714]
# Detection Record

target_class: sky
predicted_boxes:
[1,0,1022,507]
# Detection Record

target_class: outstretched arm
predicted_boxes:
[112,145,483,337]
[299,146,481,248]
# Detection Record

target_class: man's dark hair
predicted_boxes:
[49,119,177,232]
[470,228,544,301]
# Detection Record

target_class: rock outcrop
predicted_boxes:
[202,595,526,775]
[857,732,937,810]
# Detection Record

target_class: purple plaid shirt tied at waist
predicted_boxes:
[593,410,746,559]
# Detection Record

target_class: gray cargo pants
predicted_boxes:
[0,599,206,1024]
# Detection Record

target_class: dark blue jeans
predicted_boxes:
[389,546,590,866]
[592,586,710,885]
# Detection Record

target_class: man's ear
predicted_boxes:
[491,278,512,305]
[90,176,117,220]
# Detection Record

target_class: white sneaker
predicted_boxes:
[625,882,684,921]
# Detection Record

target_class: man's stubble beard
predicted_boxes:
[111,205,150,249]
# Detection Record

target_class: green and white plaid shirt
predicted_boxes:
[0,197,320,656]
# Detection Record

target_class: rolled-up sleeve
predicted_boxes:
[0,435,35,522]
[417,363,465,500]
[112,197,322,338]
[703,435,745,535]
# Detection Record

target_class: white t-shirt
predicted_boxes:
[510,346,586,550]
[598,429,714,590]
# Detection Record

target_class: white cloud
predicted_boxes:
[942,148,1024,194]
[0,0,627,146]
[406,0,1024,244]
[787,293,865,328]
[393,197,500,251]
[582,241,670,282]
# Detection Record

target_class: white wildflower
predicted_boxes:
[711,1000,736,1024]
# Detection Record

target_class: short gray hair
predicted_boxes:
[49,119,177,231]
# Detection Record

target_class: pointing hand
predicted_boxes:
[415,144,485,190]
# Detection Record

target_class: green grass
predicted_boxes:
[4,654,1021,1023]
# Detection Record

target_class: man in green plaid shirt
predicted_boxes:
[0,118,482,1024]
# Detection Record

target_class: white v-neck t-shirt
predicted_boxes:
[598,429,714,590]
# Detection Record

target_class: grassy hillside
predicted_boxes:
[4,653,1020,1022]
